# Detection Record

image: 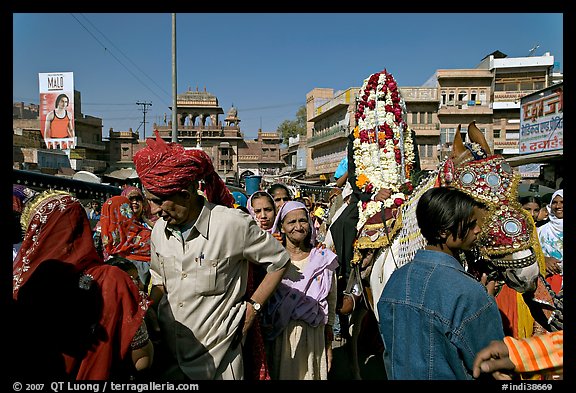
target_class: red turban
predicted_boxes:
[134,130,234,207]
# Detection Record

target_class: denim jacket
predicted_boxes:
[377,249,504,380]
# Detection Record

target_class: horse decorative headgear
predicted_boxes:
[439,121,545,276]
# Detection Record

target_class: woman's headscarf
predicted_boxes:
[13,184,38,214]
[537,189,563,261]
[246,191,277,233]
[14,191,102,294]
[271,200,316,246]
[13,190,147,379]
[99,195,151,262]
[121,185,157,224]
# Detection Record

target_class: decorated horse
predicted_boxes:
[339,68,552,379]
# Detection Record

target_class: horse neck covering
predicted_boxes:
[133,130,234,207]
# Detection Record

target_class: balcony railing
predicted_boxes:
[308,125,349,146]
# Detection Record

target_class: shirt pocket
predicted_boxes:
[195,258,229,295]
[158,255,177,289]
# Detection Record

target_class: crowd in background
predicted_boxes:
[11,133,563,381]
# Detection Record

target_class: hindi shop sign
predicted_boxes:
[519,83,563,155]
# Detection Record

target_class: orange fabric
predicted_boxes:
[496,285,519,337]
[545,274,562,294]
[504,331,563,374]
[50,111,71,138]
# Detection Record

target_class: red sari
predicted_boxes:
[99,195,151,262]
[13,191,148,380]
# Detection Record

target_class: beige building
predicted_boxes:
[13,91,108,174]
[306,87,359,179]
[14,51,561,186]
[304,50,561,180]
[153,87,284,185]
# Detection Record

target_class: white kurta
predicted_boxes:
[150,202,290,379]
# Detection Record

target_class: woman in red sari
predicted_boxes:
[12,190,153,380]
[98,195,152,285]
[121,185,158,229]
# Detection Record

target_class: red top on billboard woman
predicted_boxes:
[44,93,74,138]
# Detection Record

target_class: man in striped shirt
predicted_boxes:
[472,331,563,380]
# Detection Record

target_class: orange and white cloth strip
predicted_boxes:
[504,330,563,373]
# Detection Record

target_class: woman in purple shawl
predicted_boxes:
[262,201,339,380]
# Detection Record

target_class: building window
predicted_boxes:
[412,112,418,124]
[440,128,456,145]
[418,144,435,158]
[427,112,432,124]
[479,90,487,104]
[506,131,520,140]
[494,129,501,139]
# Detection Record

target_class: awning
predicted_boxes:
[292,178,326,186]
[104,168,139,180]
[506,150,563,167]
[14,169,121,199]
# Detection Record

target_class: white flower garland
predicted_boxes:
[353,70,415,230]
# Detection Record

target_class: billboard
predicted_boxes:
[519,83,563,155]
[39,72,75,150]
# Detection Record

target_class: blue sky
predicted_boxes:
[13,13,563,140]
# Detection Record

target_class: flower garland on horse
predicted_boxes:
[351,69,416,263]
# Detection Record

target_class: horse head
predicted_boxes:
[438,121,543,293]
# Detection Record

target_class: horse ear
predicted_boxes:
[468,121,492,155]
[451,124,466,158]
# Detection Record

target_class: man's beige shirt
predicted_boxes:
[150,202,289,379]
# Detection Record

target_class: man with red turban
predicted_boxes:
[133,131,289,380]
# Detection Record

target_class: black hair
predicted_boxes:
[267,183,292,198]
[107,256,137,272]
[416,187,486,246]
[250,191,277,215]
[518,195,542,208]
[55,93,69,108]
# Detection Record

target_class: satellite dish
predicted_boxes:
[73,171,102,184]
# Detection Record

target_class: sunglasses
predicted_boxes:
[274,197,292,202]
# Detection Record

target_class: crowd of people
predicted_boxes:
[11,129,563,381]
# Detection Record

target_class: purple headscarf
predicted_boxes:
[271,200,317,246]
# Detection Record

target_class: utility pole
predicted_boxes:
[136,101,152,140]
[172,13,178,142]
